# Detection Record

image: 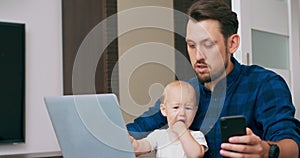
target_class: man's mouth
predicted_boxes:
[195,63,208,73]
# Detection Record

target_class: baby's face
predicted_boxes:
[162,86,197,128]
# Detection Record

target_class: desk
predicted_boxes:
[0,151,62,158]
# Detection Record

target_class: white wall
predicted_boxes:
[0,0,62,156]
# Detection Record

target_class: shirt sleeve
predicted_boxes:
[144,129,162,151]
[190,130,209,152]
[126,100,167,139]
[255,74,300,149]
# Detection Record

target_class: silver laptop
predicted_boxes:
[44,94,135,158]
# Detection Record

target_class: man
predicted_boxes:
[127,0,300,157]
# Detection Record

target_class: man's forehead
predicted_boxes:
[186,19,220,42]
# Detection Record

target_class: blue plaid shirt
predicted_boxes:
[127,57,300,158]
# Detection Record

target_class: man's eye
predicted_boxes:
[203,41,214,49]
[187,43,195,48]
[173,106,179,109]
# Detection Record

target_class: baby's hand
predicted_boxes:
[172,121,187,136]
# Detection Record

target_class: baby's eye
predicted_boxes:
[172,106,179,109]
[185,106,193,110]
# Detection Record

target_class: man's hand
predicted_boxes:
[129,135,135,144]
[220,128,269,158]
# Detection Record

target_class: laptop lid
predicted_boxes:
[44,94,135,158]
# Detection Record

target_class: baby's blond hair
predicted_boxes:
[160,80,197,106]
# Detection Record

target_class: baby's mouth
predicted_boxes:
[178,119,185,123]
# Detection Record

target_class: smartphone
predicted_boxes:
[220,115,246,143]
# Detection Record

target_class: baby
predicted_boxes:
[130,80,208,158]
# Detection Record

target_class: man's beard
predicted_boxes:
[195,56,229,83]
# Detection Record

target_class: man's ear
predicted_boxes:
[160,104,167,117]
[227,34,240,55]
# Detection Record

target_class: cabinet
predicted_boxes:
[62,0,118,95]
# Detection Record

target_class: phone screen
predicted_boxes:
[220,115,246,143]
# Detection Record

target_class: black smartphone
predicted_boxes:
[220,115,246,143]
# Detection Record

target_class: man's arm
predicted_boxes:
[220,128,299,158]
[220,74,300,157]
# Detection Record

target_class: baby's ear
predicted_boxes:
[160,104,167,116]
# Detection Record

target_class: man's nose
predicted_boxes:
[195,47,205,60]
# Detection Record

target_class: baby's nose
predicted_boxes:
[178,107,186,116]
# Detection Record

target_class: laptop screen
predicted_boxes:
[44,94,135,158]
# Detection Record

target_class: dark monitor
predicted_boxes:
[0,21,25,143]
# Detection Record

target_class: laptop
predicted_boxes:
[44,94,136,158]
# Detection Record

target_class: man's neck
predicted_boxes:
[204,60,234,91]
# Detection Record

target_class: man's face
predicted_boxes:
[186,19,230,83]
